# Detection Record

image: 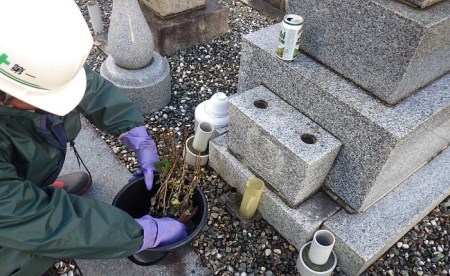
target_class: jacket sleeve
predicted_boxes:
[77,65,145,137]
[0,148,143,259]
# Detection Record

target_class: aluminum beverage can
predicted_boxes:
[276,14,304,61]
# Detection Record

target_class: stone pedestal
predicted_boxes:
[100,0,171,114]
[140,0,229,56]
[100,53,171,114]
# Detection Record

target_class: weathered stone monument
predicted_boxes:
[139,0,229,56]
[100,0,171,115]
[209,0,450,274]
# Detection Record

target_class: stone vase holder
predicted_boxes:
[297,230,337,276]
[185,122,215,166]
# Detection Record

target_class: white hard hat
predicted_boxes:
[0,0,93,116]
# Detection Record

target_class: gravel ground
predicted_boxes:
[76,0,450,275]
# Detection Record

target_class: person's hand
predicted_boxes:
[134,215,188,251]
[120,126,159,190]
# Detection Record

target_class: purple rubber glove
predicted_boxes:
[135,215,188,252]
[120,126,159,190]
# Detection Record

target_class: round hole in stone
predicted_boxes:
[229,187,238,194]
[301,133,317,144]
[253,99,268,109]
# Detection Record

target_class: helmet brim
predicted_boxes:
[0,68,86,116]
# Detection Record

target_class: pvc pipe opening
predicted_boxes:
[308,230,336,266]
[198,121,214,133]
[315,231,335,247]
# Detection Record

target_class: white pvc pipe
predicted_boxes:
[87,0,104,34]
[308,230,336,265]
[185,136,209,166]
[192,122,214,152]
[297,241,337,276]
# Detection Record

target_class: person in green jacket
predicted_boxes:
[0,0,187,275]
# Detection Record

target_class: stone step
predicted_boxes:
[208,134,342,250]
[228,86,342,207]
[237,24,450,212]
[286,0,450,104]
[209,129,450,276]
[324,146,450,276]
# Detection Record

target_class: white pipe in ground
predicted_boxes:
[192,122,214,152]
[308,229,336,265]
[87,0,104,34]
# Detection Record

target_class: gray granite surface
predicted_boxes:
[208,134,342,250]
[62,117,210,275]
[228,86,341,207]
[324,145,450,276]
[100,52,171,115]
[107,0,154,69]
[287,0,450,104]
[237,24,450,211]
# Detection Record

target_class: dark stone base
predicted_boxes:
[140,0,229,56]
[240,0,285,22]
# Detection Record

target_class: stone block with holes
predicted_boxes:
[228,86,342,207]
[238,24,450,212]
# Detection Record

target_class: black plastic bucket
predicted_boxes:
[112,177,208,266]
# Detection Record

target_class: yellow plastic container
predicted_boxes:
[239,178,265,219]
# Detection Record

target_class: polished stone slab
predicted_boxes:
[287,0,450,104]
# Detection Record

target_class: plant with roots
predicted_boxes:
[149,128,203,224]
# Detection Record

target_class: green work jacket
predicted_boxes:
[0,66,146,276]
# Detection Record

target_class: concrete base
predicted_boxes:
[140,0,229,56]
[100,52,171,115]
[62,117,210,275]
[208,132,450,275]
